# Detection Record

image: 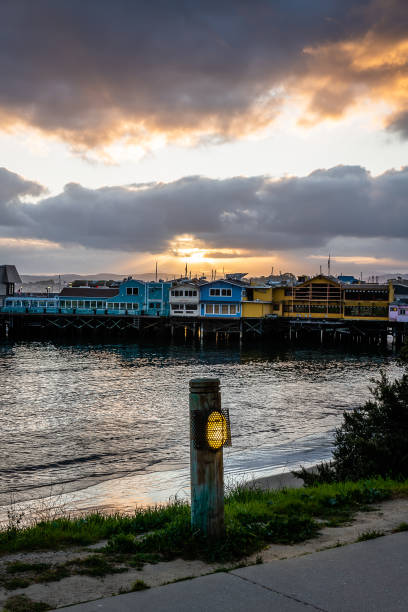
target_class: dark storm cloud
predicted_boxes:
[1,165,407,256]
[0,167,45,226]
[2,0,405,147]
[388,111,408,139]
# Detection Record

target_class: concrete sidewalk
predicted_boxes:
[57,531,408,611]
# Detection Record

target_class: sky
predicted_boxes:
[0,0,407,278]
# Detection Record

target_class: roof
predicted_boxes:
[204,278,248,288]
[171,279,207,288]
[296,274,340,288]
[344,284,388,290]
[0,265,22,284]
[60,288,119,298]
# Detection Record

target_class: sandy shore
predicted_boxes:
[251,469,307,491]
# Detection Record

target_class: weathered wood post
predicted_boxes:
[189,378,231,538]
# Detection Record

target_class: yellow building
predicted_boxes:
[241,285,274,318]
[275,275,343,319]
[243,275,393,321]
[343,283,391,321]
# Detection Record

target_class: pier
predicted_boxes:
[1,310,406,348]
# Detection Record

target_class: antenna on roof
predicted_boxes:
[328,253,331,276]
[155,261,158,282]
[320,265,322,275]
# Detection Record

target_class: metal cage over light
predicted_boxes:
[189,378,232,451]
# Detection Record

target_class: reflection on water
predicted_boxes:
[0,340,403,513]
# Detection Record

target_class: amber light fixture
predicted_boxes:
[206,410,228,450]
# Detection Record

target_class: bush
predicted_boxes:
[295,368,408,484]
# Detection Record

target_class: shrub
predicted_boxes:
[295,368,408,484]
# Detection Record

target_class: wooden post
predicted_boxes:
[189,378,225,538]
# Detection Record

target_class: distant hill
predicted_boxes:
[376,273,408,283]
[21,272,174,283]
[20,272,176,291]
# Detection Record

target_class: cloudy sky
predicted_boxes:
[1,0,407,277]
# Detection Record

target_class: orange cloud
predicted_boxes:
[297,29,408,127]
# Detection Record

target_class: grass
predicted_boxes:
[393,522,408,533]
[130,579,150,591]
[0,555,129,592]
[357,529,385,542]
[69,555,128,578]
[2,595,51,612]
[0,500,189,554]
[1,477,407,564]
[6,562,51,574]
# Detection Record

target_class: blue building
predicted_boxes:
[199,280,246,317]
[59,287,118,314]
[105,279,171,316]
[338,275,359,284]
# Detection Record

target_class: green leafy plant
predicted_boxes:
[295,370,408,484]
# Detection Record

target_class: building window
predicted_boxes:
[127,287,139,296]
[230,304,236,314]
[205,304,213,313]
[209,289,221,296]
[221,289,232,296]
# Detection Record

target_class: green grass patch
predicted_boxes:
[6,562,51,574]
[130,579,150,591]
[2,576,31,590]
[69,555,128,578]
[357,529,385,542]
[1,478,407,563]
[0,500,189,554]
[393,522,408,533]
[2,595,51,612]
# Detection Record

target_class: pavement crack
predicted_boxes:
[230,572,329,612]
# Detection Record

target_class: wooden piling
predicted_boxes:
[189,378,225,538]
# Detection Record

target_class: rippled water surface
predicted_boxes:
[0,340,402,512]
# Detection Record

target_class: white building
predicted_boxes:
[169,281,203,316]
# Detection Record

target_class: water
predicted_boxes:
[0,340,403,515]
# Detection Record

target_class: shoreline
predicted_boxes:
[251,468,308,491]
[0,464,313,528]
